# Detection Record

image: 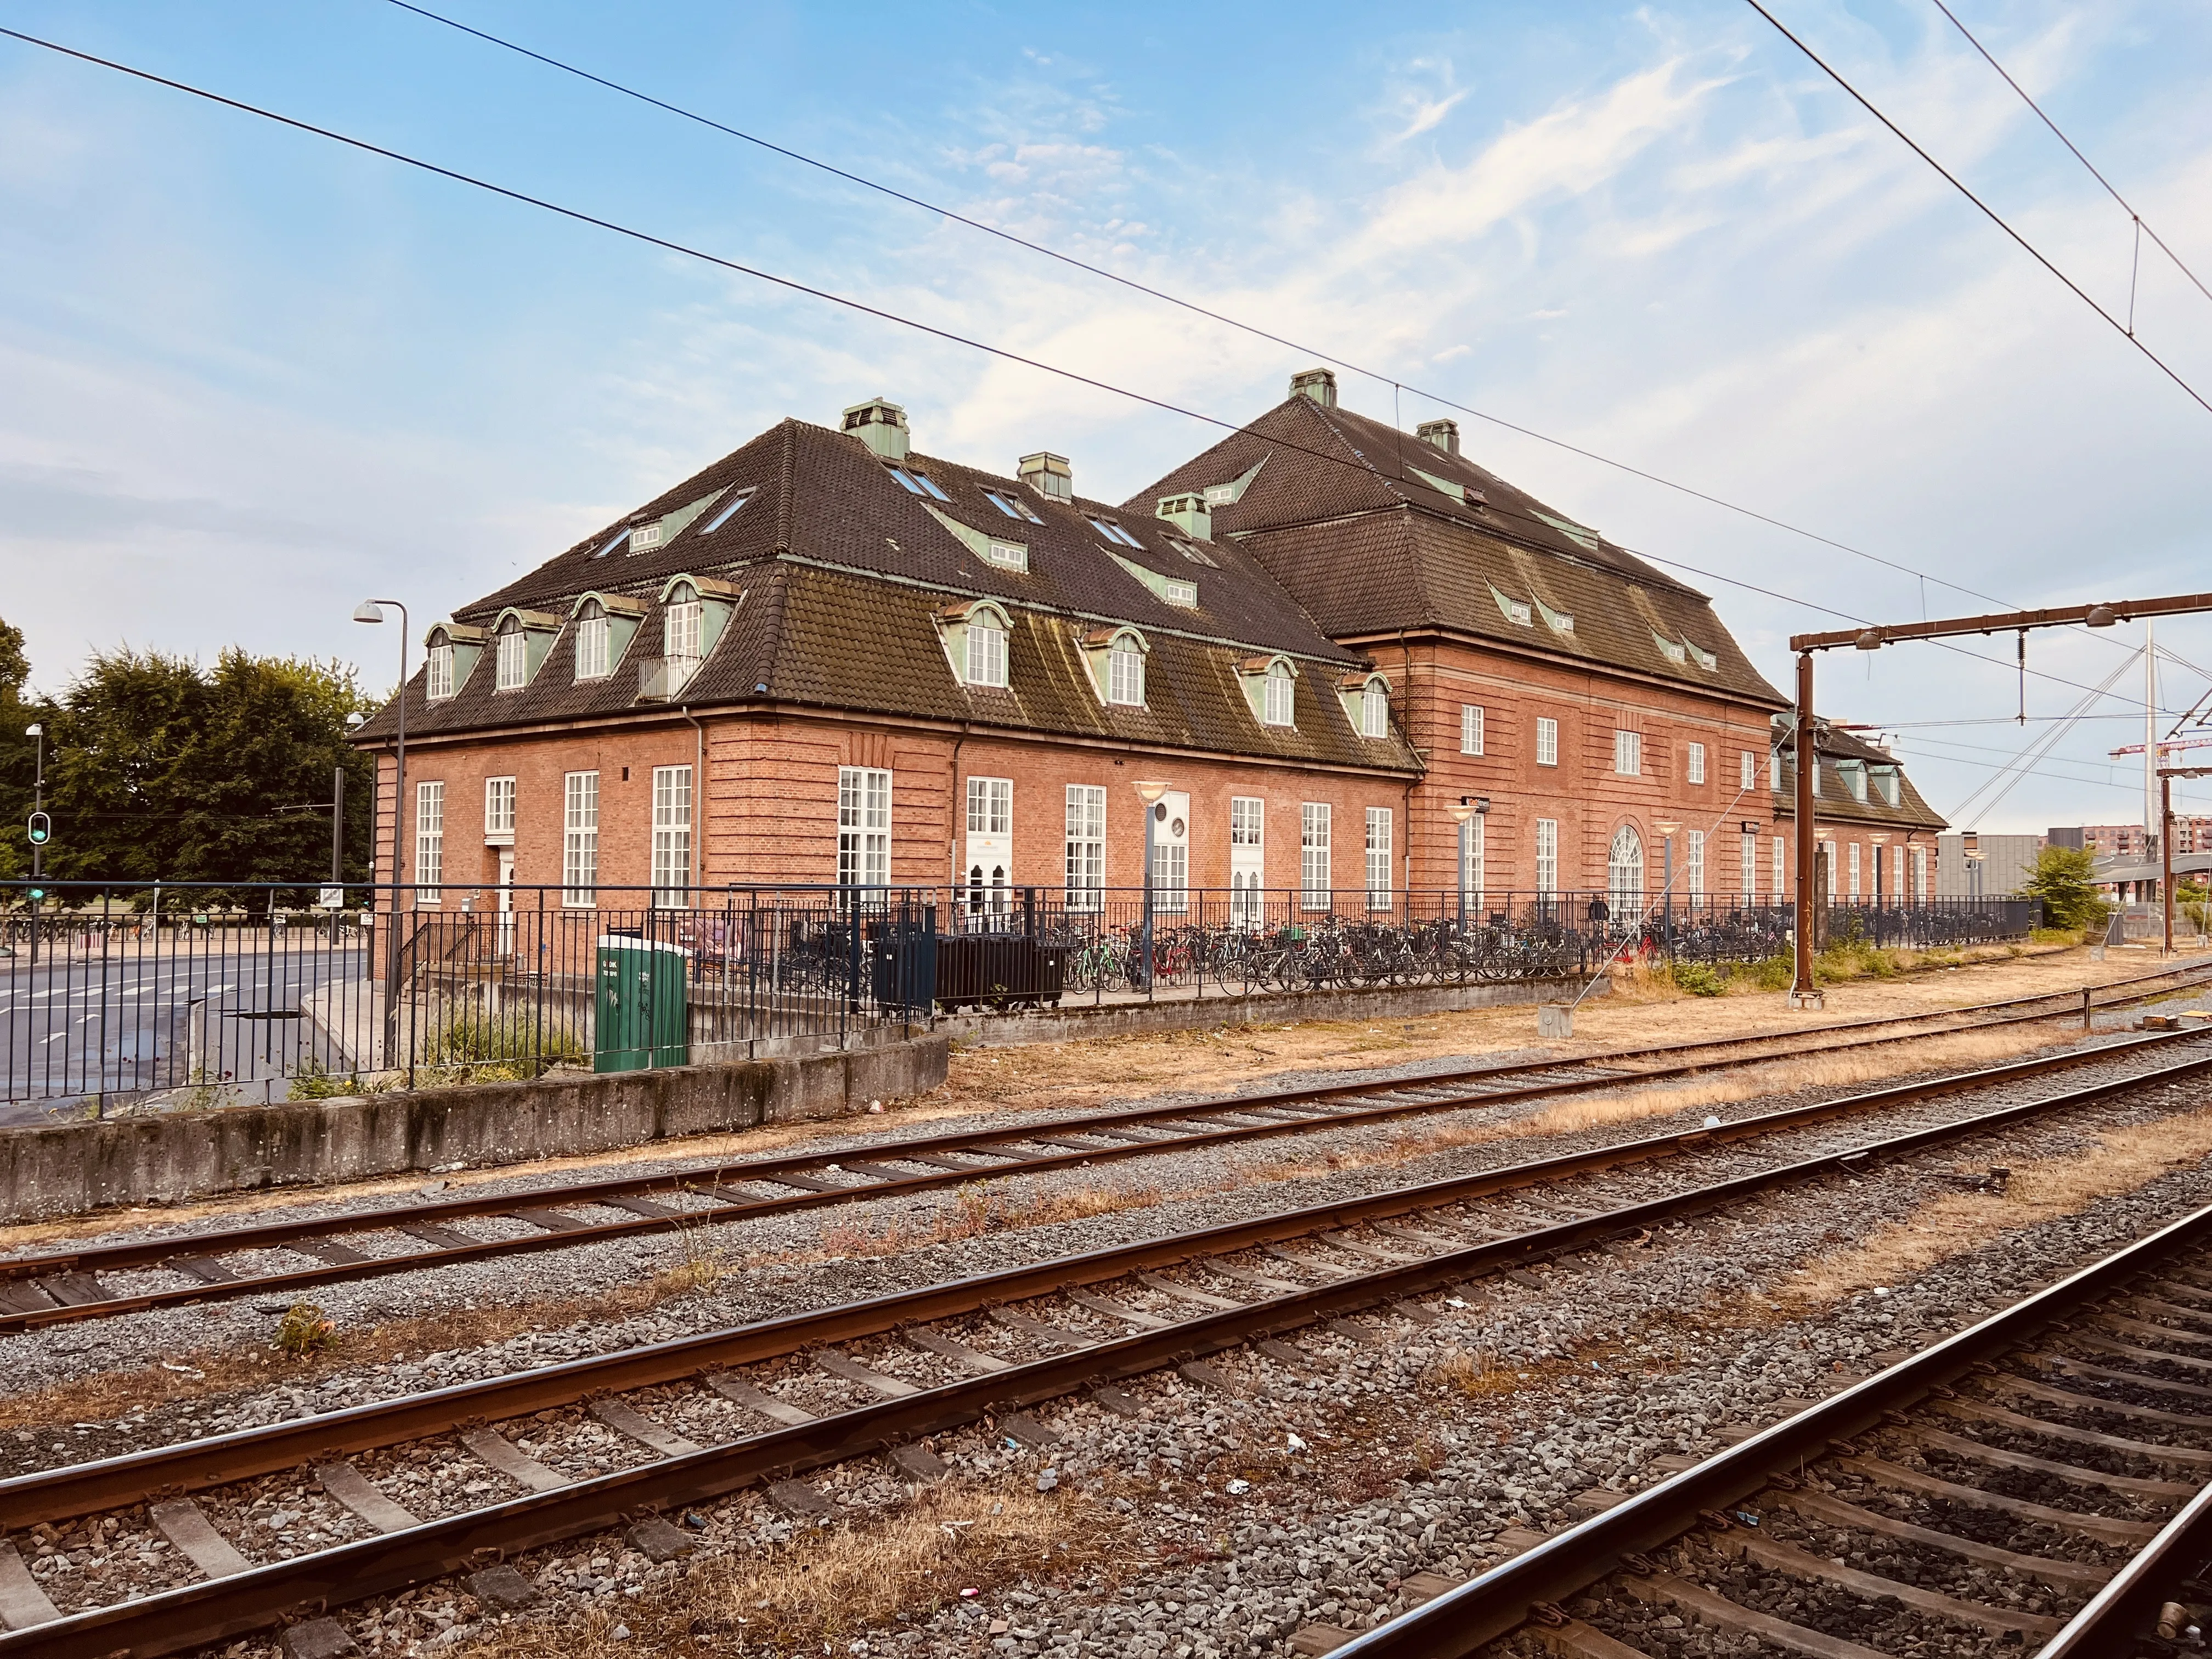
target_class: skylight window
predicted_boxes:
[1086,515,1144,549]
[887,464,949,501]
[701,488,755,534]
[985,489,1043,524]
[591,528,630,559]
[1166,537,1218,568]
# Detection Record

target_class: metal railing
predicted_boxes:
[926,885,2044,1008]
[0,882,934,1114]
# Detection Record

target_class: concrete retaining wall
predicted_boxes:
[0,1035,948,1224]
[936,975,1600,1048]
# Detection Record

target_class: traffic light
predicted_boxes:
[25,811,49,847]
[25,888,44,904]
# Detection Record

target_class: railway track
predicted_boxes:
[1324,1186,2212,1659]
[4,961,2207,1335]
[2,1022,2210,1656]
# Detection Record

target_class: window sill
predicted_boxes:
[484,834,515,848]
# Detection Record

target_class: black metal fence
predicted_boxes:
[1,879,2042,1111]
[0,882,935,1114]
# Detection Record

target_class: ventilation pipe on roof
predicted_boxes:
[841,395,911,461]
[1156,492,1212,541]
[1018,452,1073,502]
[1415,418,1460,455]
[1290,367,1338,407]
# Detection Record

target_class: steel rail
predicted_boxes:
[3,961,2203,1333]
[7,1025,2206,1528]
[2036,1460,2212,1655]
[1329,1195,2212,1656]
[7,1035,2212,1656]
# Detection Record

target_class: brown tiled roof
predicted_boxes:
[354,417,1408,772]
[1124,394,1787,707]
[1774,721,1947,833]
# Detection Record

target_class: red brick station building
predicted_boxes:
[355,370,1943,914]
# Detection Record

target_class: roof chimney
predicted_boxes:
[1289,367,1337,408]
[840,395,910,461]
[1156,492,1212,541]
[1415,417,1459,456]
[1018,451,1073,502]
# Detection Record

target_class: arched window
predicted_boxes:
[966,611,1009,687]
[664,582,702,663]
[494,614,528,691]
[1607,824,1645,909]
[425,635,456,701]
[1107,634,1145,706]
[573,598,610,682]
[1360,679,1389,738]
[1263,659,1295,727]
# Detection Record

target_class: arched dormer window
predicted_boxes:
[1237,654,1298,729]
[1079,626,1148,707]
[640,575,740,701]
[574,599,610,681]
[422,622,487,702]
[495,614,527,691]
[664,580,703,665]
[936,600,1013,690]
[1339,672,1390,738]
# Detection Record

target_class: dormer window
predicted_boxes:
[628,521,663,554]
[984,539,1028,572]
[1108,636,1145,706]
[887,464,950,501]
[984,489,1043,524]
[1361,680,1389,738]
[1086,515,1144,549]
[1238,656,1299,729]
[1489,584,1533,628]
[574,600,611,681]
[967,613,1008,687]
[426,642,456,701]
[494,618,527,691]
[665,582,703,667]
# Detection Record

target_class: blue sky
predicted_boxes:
[3,0,2210,834]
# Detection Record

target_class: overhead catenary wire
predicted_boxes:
[1928,0,2212,314]
[1742,0,2212,420]
[383,0,2097,625]
[1938,646,2143,825]
[0,22,2170,718]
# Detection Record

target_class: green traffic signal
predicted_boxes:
[25,889,44,903]
[25,811,50,846]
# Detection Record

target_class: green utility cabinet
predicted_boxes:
[594,933,691,1072]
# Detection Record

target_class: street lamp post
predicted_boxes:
[24,721,45,978]
[1447,797,1487,929]
[1134,781,1170,994]
[353,600,410,1068]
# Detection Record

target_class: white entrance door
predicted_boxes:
[1228,796,1264,926]
[1152,791,1190,915]
[964,776,1013,928]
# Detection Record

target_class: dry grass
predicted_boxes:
[1779,1107,2212,1309]
[449,1477,1119,1657]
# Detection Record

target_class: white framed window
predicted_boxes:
[1769,751,1782,792]
[1462,815,1485,910]
[1460,704,1485,755]
[1534,817,1559,898]
[574,603,611,681]
[1364,806,1392,910]
[1913,844,1928,901]
[1230,797,1264,848]
[1360,681,1389,739]
[652,764,692,907]
[1821,839,1838,901]
[1772,836,1787,901]
[495,623,527,691]
[1607,824,1645,907]
[1848,841,1862,899]
[966,618,1008,688]
[562,771,599,906]
[1741,830,1758,902]
[1686,742,1706,785]
[414,781,444,904]
[837,766,891,888]
[483,776,516,841]
[1536,717,1559,768]
[1064,785,1105,909]
[1686,828,1705,900]
[665,591,703,663]
[1613,730,1641,776]
[1108,638,1144,706]
[966,776,1012,836]
[1300,803,1330,910]
[1262,661,1296,727]
[425,642,456,701]
[1740,750,1756,791]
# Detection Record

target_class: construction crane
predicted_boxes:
[2109,735,2212,758]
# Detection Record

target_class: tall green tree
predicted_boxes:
[36,646,378,895]
[2021,843,2109,933]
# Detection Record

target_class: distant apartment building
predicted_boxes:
[2049,820,2212,860]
